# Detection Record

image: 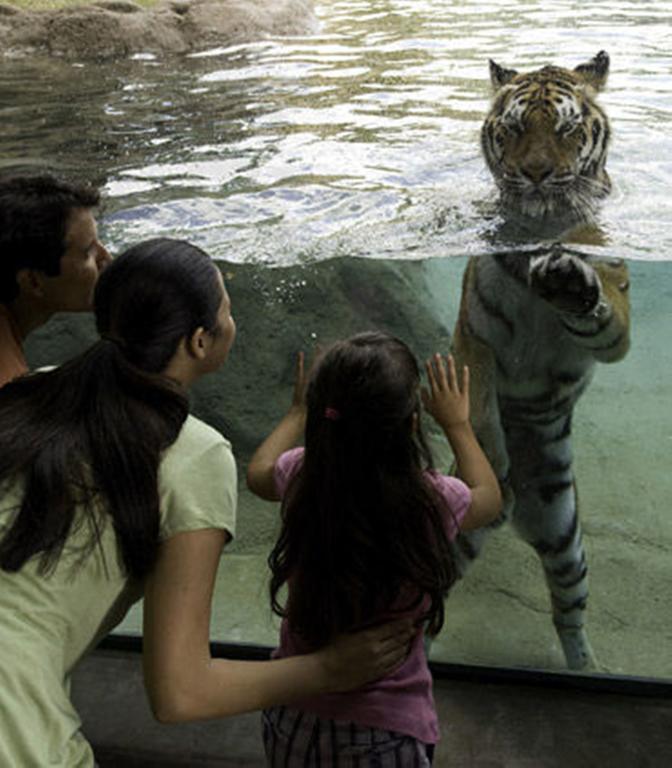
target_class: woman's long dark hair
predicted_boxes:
[268,331,458,649]
[0,238,223,580]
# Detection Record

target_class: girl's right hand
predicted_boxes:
[421,353,470,431]
[289,351,308,413]
[317,619,415,692]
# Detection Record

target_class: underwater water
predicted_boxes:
[8,0,672,678]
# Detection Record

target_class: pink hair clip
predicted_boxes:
[324,406,341,421]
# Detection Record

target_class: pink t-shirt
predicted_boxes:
[272,446,471,745]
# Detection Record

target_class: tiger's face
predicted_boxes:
[481,51,611,220]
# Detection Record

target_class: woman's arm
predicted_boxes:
[247,352,306,501]
[143,528,413,723]
[422,354,502,530]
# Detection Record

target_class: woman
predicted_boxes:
[0,239,413,767]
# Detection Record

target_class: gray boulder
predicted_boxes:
[24,256,455,461]
[0,0,319,59]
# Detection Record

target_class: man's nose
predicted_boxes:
[96,242,112,269]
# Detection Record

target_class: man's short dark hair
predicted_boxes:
[0,174,101,303]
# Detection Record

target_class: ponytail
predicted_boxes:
[0,339,187,579]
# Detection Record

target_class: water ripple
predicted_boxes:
[0,0,670,262]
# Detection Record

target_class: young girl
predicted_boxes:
[247,331,502,766]
[0,243,413,768]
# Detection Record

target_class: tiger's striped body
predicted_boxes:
[452,53,631,669]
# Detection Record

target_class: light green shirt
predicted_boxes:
[0,415,236,767]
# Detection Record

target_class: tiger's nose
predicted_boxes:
[520,162,554,184]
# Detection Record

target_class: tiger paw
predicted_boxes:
[529,249,601,315]
[557,627,598,671]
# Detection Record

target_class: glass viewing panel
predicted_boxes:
[13,0,672,680]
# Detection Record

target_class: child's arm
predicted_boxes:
[422,353,502,530]
[247,352,307,501]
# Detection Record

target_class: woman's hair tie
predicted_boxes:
[324,406,341,421]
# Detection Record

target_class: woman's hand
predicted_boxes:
[316,619,415,692]
[421,353,470,432]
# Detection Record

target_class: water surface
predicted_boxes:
[1,0,670,262]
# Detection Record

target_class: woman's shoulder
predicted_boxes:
[158,415,237,540]
[159,415,235,485]
[175,414,231,449]
[162,415,232,463]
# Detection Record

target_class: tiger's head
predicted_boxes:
[481,51,611,221]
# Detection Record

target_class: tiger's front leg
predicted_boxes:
[529,247,630,363]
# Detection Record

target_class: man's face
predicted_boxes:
[42,207,111,312]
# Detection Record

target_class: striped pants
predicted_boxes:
[262,706,433,767]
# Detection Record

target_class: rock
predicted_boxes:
[0,3,23,15]
[92,1,143,13]
[24,256,452,459]
[0,0,319,59]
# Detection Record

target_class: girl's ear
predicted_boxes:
[186,327,209,360]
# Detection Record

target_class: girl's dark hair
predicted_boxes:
[0,238,223,580]
[268,331,458,649]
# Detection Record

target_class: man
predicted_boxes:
[0,174,111,386]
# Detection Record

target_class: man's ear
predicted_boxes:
[15,268,46,298]
[186,326,209,359]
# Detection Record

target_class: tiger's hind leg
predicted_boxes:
[505,416,597,670]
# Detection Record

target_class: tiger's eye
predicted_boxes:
[558,121,579,137]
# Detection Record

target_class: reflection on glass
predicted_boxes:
[12,0,672,679]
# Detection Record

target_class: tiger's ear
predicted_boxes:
[574,50,609,90]
[489,59,517,89]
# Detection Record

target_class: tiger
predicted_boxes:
[481,50,611,221]
[449,52,631,670]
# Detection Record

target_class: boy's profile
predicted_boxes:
[0,173,111,386]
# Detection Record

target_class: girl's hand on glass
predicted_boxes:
[318,618,415,692]
[421,353,470,431]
